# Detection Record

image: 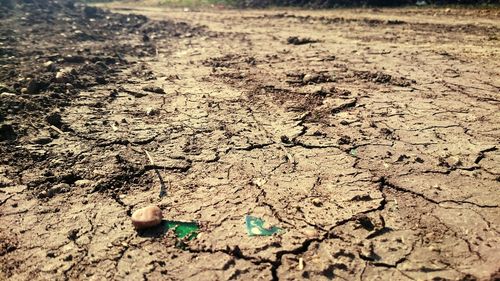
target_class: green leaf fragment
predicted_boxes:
[164,220,199,240]
[245,215,282,236]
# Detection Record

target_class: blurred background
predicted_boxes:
[35,0,500,8]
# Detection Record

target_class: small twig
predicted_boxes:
[144,149,154,165]
[119,86,148,98]
[279,144,295,165]
[144,149,167,198]
[160,96,166,109]
[49,125,65,135]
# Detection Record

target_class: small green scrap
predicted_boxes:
[164,220,199,240]
[245,215,281,236]
[350,148,357,156]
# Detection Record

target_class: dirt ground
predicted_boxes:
[1,2,499,280]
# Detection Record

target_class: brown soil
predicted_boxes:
[1,2,499,280]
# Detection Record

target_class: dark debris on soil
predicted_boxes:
[0,0,204,196]
[0,0,203,141]
[286,36,320,45]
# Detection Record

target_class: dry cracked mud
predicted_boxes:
[1,2,499,281]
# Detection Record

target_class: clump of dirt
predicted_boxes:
[285,71,336,85]
[0,232,17,256]
[202,53,244,68]
[352,70,415,86]
[286,36,320,45]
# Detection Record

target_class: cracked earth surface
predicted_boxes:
[1,4,500,281]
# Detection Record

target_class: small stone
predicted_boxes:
[131,206,163,230]
[146,107,159,116]
[447,157,462,167]
[44,61,57,72]
[0,83,13,92]
[95,76,107,85]
[303,74,317,83]
[26,79,41,94]
[302,228,317,238]
[0,92,16,97]
[337,135,351,145]
[312,198,322,207]
[298,257,305,271]
[55,68,76,83]
[280,135,291,144]
[38,190,49,198]
[31,136,52,145]
[74,179,92,187]
[46,251,56,258]
[67,229,79,240]
[46,183,69,197]
[64,55,85,64]
[46,111,63,128]
[142,86,165,94]
[0,123,16,141]
[55,71,67,83]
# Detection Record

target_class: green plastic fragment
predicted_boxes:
[164,220,199,240]
[245,215,281,236]
[350,148,357,156]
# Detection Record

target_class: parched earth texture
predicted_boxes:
[1,2,499,280]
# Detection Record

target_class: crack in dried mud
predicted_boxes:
[1,3,500,281]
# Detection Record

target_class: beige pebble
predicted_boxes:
[0,92,16,97]
[303,74,315,83]
[146,107,159,116]
[302,228,317,238]
[43,61,56,72]
[55,68,75,83]
[298,257,305,271]
[312,198,321,207]
[131,205,163,230]
[74,179,92,187]
[55,71,67,82]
